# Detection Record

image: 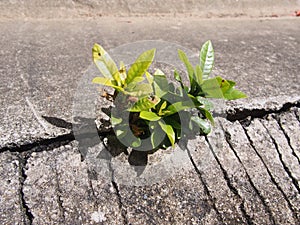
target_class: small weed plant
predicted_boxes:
[92,41,246,151]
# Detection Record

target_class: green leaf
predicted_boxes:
[93,43,121,85]
[129,96,160,112]
[198,107,215,125]
[178,49,195,91]
[158,101,167,115]
[196,96,214,111]
[174,70,185,88]
[111,116,122,126]
[191,116,211,135]
[150,123,165,149]
[165,100,199,116]
[163,116,182,129]
[201,77,224,98]
[119,61,127,85]
[223,88,247,100]
[201,76,247,100]
[131,138,141,148]
[139,111,161,121]
[125,83,153,97]
[126,48,156,85]
[145,71,153,85]
[195,65,203,84]
[115,125,128,139]
[92,77,124,92]
[153,71,169,98]
[158,121,175,148]
[200,40,214,79]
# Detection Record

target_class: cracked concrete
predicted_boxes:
[1,12,300,225]
[1,102,300,224]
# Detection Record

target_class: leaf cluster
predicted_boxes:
[92,41,247,150]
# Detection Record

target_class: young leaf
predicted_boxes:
[165,100,199,116]
[158,101,167,115]
[115,124,129,139]
[126,83,153,97]
[119,61,127,85]
[150,123,165,149]
[178,49,195,91]
[129,96,160,112]
[174,70,184,88]
[111,116,122,126]
[93,43,121,85]
[223,88,247,100]
[92,77,124,92]
[191,116,211,135]
[131,138,141,148]
[126,48,156,85]
[201,77,224,98]
[145,71,153,85]
[139,111,161,121]
[198,107,215,125]
[153,70,169,98]
[201,76,247,100]
[158,121,175,148]
[195,65,203,84]
[196,96,214,111]
[200,40,214,79]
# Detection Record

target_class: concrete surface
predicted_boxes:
[0,11,300,225]
[1,17,300,149]
[1,106,300,224]
[0,0,299,18]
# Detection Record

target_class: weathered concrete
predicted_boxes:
[0,152,25,224]
[1,17,300,149]
[0,0,299,18]
[221,119,296,224]
[23,141,124,224]
[1,105,300,224]
[1,15,300,225]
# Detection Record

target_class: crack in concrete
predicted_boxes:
[17,154,34,225]
[221,124,276,225]
[0,133,75,153]
[261,121,300,195]
[103,142,129,225]
[186,147,224,224]
[242,124,299,223]
[205,136,254,225]
[226,101,300,122]
[294,109,300,123]
[53,165,66,223]
[274,115,300,165]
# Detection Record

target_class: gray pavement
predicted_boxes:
[0,14,300,225]
[1,17,300,148]
[0,0,299,18]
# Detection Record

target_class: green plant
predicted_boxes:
[92,41,247,150]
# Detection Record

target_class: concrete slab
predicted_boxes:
[245,118,300,219]
[221,119,296,224]
[277,110,300,160]
[23,141,124,224]
[207,118,273,225]
[0,15,300,225]
[188,136,248,224]
[1,17,300,149]
[0,152,25,224]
